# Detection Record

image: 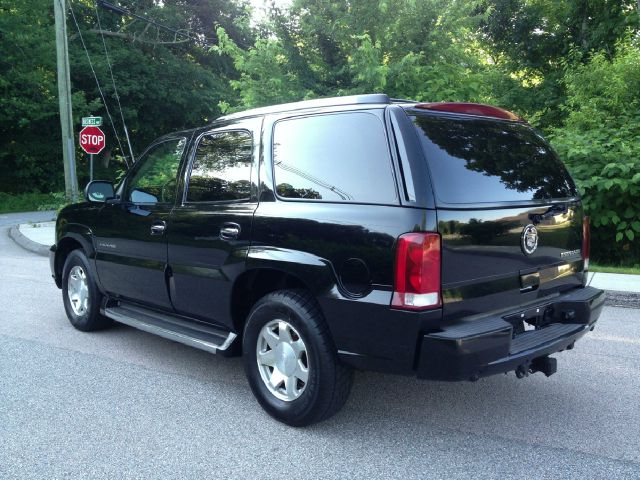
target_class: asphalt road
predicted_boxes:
[1,218,640,479]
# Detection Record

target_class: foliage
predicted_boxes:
[213,0,507,108]
[0,0,251,193]
[36,192,70,213]
[476,0,640,127]
[1,0,639,264]
[0,192,65,214]
[550,39,640,265]
[0,0,94,193]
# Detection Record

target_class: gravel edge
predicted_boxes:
[604,290,640,309]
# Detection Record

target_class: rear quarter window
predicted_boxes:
[272,112,397,204]
[410,113,577,205]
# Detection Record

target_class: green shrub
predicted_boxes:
[551,40,640,265]
[0,192,67,214]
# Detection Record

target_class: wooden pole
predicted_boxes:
[54,0,79,202]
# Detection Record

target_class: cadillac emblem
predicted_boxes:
[521,224,539,255]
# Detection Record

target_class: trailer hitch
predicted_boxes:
[515,356,557,378]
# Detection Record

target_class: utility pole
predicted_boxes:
[54,0,79,202]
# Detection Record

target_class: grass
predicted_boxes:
[0,192,67,214]
[590,263,640,275]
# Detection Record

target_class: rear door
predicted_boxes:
[405,109,584,320]
[166,118,261,325]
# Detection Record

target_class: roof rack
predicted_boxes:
[218,94,391,121]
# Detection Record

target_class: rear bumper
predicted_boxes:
[417,286,605,381]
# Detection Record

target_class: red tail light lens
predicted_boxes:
[582,216,590,270]
[414,102,522,121]
[392,232,441,310]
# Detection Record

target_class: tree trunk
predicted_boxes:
[101,148,112,169]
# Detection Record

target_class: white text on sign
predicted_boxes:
[81,134,105,146]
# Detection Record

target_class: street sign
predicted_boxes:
[82,116,103,127]
[79,125,106,154]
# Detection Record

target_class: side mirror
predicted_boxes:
[85,180,115,203]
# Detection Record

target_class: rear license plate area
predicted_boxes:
[504,304,554,337]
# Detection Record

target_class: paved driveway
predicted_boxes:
[1,223,639,479]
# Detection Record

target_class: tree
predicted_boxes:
[475,0,640,126]
[550,38,640,265]
[0,0,251,192]
[214,0,509,109]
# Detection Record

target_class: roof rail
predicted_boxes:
[390,98,419,103]
[218,94,391,121]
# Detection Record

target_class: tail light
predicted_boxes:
[582,216,590,271]
[392,232,441,310]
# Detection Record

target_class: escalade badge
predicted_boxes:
[521,224,538,255]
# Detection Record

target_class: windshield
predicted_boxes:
[410,113,577,204]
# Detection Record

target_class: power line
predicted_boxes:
[68,1,128,167]
[94,1,135,164]
[97,0,217,47]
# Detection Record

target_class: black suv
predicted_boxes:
[50,94,604,426]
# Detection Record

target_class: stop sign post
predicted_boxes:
[79,125,106,182]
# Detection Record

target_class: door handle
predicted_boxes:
[220,223,240,240]
[150,220,167,236]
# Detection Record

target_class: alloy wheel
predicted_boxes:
[256,319,309,401]
[67,265,90,316]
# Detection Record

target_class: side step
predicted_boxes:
[102,303,236,354]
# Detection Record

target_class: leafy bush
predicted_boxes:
[37,192,70,213]
[0,192,66,214]
[551,40,640,265]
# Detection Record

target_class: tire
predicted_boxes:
[61,249,112,332]
[243,289,353,426]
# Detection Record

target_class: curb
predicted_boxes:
[8,225,51,257]
[604,290,640,310]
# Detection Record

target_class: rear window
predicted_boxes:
[272,112,397,204]
[410,113,577,204]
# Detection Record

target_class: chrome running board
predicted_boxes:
[103,303,236,354]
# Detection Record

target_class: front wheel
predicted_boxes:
[243,290,353,426]
[61,249,112,332]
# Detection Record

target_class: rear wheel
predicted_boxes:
[243,290,353,426]
[61,249,112,331]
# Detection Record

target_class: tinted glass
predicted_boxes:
[411,113,577,204]
[273,112,397,204]
[127,138,186,204]
[187,131,252,202]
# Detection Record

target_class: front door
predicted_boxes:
[167,120,260,326]
[94,136,188,310]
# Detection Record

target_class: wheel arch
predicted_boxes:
[230,268,312,335]
[54,227,95,288]
[230,247,339,335]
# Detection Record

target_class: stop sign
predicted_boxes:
[79,126,106,154]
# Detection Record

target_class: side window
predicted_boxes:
[186,130,253,202]
[273,112,397,204]
[126,138,186,204]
